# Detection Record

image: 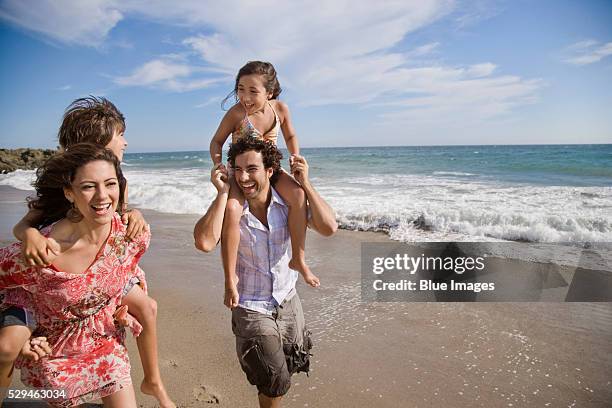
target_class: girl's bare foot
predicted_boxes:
[289,258,320,287]
[141,379,176,408]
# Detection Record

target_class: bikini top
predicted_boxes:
[232,100,280,144]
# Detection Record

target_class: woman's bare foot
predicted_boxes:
[141,379,176,408]
[289,258,320,287]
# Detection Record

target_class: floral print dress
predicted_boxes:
[0,214,149,407]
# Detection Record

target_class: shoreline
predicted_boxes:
[1,185,611,407]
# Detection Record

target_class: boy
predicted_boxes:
[0,97,175,408]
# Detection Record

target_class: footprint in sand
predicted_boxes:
[193,385,220,404]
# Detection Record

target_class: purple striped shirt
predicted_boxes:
[236,187,297,315]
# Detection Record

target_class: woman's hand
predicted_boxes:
[22,229,61,266]
[121,209,149,241]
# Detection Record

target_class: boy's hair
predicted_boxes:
[58,96,125,149]
[28,143,125,228]
[227,137,282,184]
[222,61,282,109]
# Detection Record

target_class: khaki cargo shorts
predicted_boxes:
[231,293,312,398]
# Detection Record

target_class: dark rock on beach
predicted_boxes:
[0,148,57,174]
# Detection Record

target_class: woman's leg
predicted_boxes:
[101,383,138,408]
[274,171,319,287]
[122,286,175,408]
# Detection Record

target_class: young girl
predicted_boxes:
[0,97,175,408]
[210,61,320,296]
[1,144,145,407]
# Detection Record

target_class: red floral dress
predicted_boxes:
[0,214,149,407]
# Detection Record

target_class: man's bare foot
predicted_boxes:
[289,258,320,287]
[141,379,176,408]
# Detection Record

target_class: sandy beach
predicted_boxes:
[1,185,611,407]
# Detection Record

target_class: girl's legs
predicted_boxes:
[0,325,31,402]
[221,178,245,296]
[274,171,319,287]
[121,286,175,408]
[101,383,138,408]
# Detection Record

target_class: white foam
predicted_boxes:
[319,174,612,244]
[3,167,611,246]
[0,169,36,191]
[433,171,476,176]
[124,168,217,215]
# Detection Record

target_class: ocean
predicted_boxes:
[2,144,611,244]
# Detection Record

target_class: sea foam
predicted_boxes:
[2,165,611,245]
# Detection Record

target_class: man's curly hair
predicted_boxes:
[227,137,283,184]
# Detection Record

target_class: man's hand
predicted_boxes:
[211,163,230,194]
[121,209,149,241]
[224,282,239,309]
[20,337,52,361]
[290,154,310,186]
[22,229,60,266]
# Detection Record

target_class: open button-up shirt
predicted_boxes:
[236,187,297,315]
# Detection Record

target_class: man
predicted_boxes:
[194,138,337,407]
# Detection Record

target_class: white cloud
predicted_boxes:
[465,63,496,77]
[562,40,612,66]
[409,42,441,56]
[0,0,122,46]
[113,58,226,92]
[453,0,504,28]
[56,84,72,91]
[2,0,542,125]
[194,96,221,108]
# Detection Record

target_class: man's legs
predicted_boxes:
[277,294,312,376]
[231,295,312,407]
[232,308,292,405]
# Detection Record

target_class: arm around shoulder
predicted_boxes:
[13,208,60,266]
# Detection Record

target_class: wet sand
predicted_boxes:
[1,186,611,407]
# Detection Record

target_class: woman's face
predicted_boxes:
[64,160,119,226]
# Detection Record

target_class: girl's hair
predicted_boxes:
[28,143,126,228]
[222,61,282,110]
[58,96,126,149]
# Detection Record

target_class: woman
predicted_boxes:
[0,144,148,407]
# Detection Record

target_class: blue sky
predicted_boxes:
[0,0,611,152]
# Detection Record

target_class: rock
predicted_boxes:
[0,148,58,174]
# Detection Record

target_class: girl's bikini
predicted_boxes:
[232,100,280,144]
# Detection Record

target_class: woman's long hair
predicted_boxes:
[28,143,126,228]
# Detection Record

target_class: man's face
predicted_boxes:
[233,150,273,200]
